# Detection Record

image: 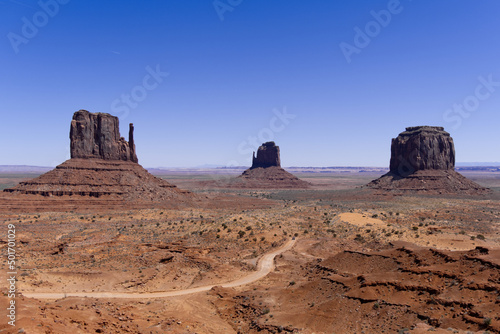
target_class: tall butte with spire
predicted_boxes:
[69,110,138,162]
[5,110,191,201]
[366,126,490,194]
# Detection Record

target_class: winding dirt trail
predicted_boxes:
[22,238,296,300]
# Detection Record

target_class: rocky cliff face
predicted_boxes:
[4,109,193,200]
[389,126,455,176]
[366,125,489,194]
[70,110,138,163]
[224,141,309,188]
[251,142,281,169]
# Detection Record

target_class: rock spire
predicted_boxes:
[70,110,138,163]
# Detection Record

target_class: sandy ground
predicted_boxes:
[0,172,499,333]
[21,239,296,300]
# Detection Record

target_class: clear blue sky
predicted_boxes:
[1,0,500,167]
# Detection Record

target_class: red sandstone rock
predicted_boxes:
[5,110,190,200]
[251,142,281,169]
[237,165,310,188]
[4,159,191,200]
[70,110,138,163]
[367,126,490,194]
[390,126,454,176]
[234,142,309,188]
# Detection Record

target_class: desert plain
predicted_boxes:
[1,169,499,334]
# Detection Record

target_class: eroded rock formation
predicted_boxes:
[390,126,454,176]
[251,142,281,169]
[231,142,309,188]
[367,126,490,194]
[5,110,191,201]
[70,110,138,163]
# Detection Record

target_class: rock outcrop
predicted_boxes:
[237,166,310,188]
[70,110,138,162]
[203,142,309,189]
[251,142,281,169]
[367,126,490,195]
[390,126,454,176]
[4,158,191,201]
[232,142,309,188]
[5,110,191,201]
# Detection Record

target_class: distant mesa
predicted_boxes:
[235,142,310,189]
[366,126,490,194]
[4,110,190,201]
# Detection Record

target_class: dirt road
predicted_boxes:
[22,238,296,300]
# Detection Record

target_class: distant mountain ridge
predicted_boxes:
[1,163,499,173]
[0,166,53,173]
[455,162,500,166]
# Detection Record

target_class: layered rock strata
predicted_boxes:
[367,126,489,194]
[234,142,309,188]
[5,110,190,200]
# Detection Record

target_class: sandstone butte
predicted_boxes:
[366,126,490,195]
[4,110,191,201]
[235,141,310,189]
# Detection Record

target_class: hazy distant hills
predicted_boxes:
[0,166,54,173]
[1,163,499,174]
[455,162,500,166]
